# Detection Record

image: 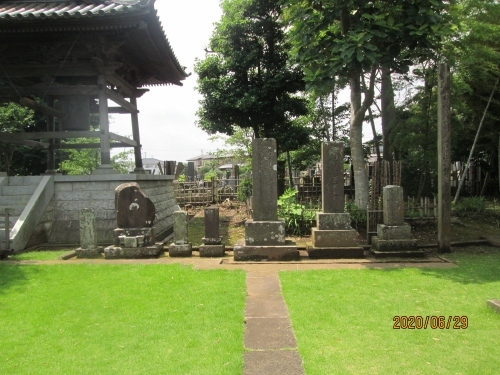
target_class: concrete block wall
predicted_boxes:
[47,174,176,245]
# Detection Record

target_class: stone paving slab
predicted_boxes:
[244,350,305,375]
[246,274,281,295]
[244,317,298,350]
[245,295,289,318]
[487,300,500,314]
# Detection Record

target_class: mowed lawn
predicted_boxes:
[280,249,500,375]
[0,264,246,375]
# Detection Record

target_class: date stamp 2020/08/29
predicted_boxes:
[393,316,468,329]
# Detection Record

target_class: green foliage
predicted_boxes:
[453,196,487,217]
[177,174,186,182]
[344,201,366,229]
[237,177,252,202]
[277,188,316,236]
[195,0,309,152]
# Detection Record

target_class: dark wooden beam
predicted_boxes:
[1,131,101,140]
[54,143,133,149]
[0,139,49,149]
[0,85,98,98]
[105,88,137,113]
[0,63,121,78]
[109,132,138,147]
[19,97,66,119]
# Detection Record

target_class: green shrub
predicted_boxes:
[278,188,316,236]
[453,196,487,217]
[238,178,252,202]
[345,201,366,229]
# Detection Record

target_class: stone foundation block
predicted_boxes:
[371,250,426,258]
[317,212,352,230]
[168,243,192,257]
[245,219,286,246]
[371,237,418,251]
[113,227,156,246]
[199,244,225,257]
[377,224,412,240]
[75,247,103,259]
[104,245,161,259]
[311,228,359,247]
[202,237,223,245]
[234,240,299,261]
[307,245,364,259]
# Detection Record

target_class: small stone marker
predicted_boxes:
[487,300,500,314]
[187,162,195,181]
[75,208,103,258]
[104,183,162,259]
[169,211,192,257]
[307,142,363,259]
[234,138,298,261]
[200,206,225,257]
[175,162,184,179]
[115,182,155,228]
[371,185,421,257]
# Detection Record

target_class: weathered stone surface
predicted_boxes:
[371,249,425,258]
[252,138,278,221]
[377,224,412,240]
[104,244,162,259]
[202,237,223,245]
[372,237,418,251]
[115,182,155,228]
[321,142,345,213]
[204,206,220,238]
[307,245,364,259]
[187,161,195,180]
[234,240,299,261]
[175,162,184,179]
[113,227,156,247]
[199,244,225,257]
[79,208,98,250]
[487,300,500,314]
[311,228,359,247]
[168,243,192,257]
[317,212,352,230]
[383,185,404,225]
[245,219,286,246]
[75,247,103,258]
[173,211,189,244]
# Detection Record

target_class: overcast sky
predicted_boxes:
[111,0,225,162]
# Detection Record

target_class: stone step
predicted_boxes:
[2,185,37,196]
[0,195,30,206]
[5,176,43,186]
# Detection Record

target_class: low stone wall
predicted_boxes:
[41,174,176,245]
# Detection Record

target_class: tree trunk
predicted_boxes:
[361,75,381,162]
[286,150,293,189]
[498,133,500,194]
[381,65,396,180]
[349,70,375,208]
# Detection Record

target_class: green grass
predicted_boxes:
[8,250,71,261]
[280,249,500,375]
[0,264,246,375]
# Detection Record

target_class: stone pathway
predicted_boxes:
[243,270,305,375]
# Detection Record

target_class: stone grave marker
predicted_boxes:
[104,182,161,259]
[307,142,364,258]
[371,185,422,257]
[187,162,195,181]
[76,208,103,258]
[169,210,192,257]
[200,206,225,257]
[175,162,185,179]
[234,138,298,261]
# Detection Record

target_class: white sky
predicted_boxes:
[111,0,225,163]
[111,0,378,163]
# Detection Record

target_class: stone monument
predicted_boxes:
[307,142,364,258]
[199,206,225,257]
[168,210,192,257]
[104,182,162,259]
[234,138,299,261]
[75,208,103,258]
[371,185,423,257]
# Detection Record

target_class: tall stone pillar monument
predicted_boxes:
[307,142,364,258]
[234,138,299,261]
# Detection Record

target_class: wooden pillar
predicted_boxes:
[130,95,145,173]
[94,75,117,174]
[45,96,57,174]
[437,63,452,253]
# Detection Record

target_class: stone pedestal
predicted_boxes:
[371,186,424,258]
[169,243,193,257]
[104,227,161,258]
[234,139,298,261]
